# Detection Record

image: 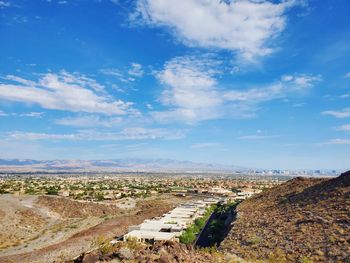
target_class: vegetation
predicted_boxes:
[46,186,59,195]
[179,204,217,244]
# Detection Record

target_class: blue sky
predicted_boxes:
[0,0,349,169]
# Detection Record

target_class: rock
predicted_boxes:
[118,247,134,260]
[224,252,245,263]
[159,252,174,263]
[315,250,325,256]
[82,253,99,263]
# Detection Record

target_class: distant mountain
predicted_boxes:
[221,171,350,262]
[0,158,248,173]
[0,159,42,166]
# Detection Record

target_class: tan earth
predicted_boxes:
[0,193,187,263]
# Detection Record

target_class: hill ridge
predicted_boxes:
[221,171,350,262]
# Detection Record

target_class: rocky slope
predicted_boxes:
[69,240,226,263]
[36,196,121,218]
[0,196,180,263]
[221,171,350,262]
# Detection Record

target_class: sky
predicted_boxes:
[0,0,349,170]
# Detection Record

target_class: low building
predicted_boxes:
[123,197,222,243]
[123,230,176,242]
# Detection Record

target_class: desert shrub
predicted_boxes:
[125,237,144,250]
[93,235,113,255]
[94,192,104,201]
[46,186,59,195]
[179,227,197,244]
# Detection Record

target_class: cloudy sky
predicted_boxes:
[0,0,349,169]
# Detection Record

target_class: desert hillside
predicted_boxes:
[221,171,350,262]
[0,194,183,263]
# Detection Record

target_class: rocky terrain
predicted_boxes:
[221,171,350,262]
[36,196,121,218]
[0,194,185,263]
[68,240,226,263]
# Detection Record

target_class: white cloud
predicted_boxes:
[238,135,278,140]
[223,83,284,102]
[101,62,144,83]
[340,93,350,99]
[0,110,8,117]
[292,102,306,107]
[7,128,185,141]
[0,1,10,8]
[8,132,77,141]
[4,75,36,86]
[55,115,123,128]
[224,73,320,104]
[0,71,136,116]
[128,63,144,77]
[322,108,350,118]
[344,72,350,78]
[191,142,220,149]
[336,124,350,131]
[280,74,322,89]
[19,112,45,118]
[153,56,222,123]
[100,68,123,78]
[322,138,350,145]
[131,0,305,61]
[153,56,321,123]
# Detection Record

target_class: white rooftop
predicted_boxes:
[124,230,176,241]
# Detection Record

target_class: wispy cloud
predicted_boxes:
[0,111,45,118]
[0,1,10,8]
[191,142,221,149]
[101,62,144,83]
[152,56,321,123]
[131,0,306,61]
[6,127,185,141]
[0,110,8,117]
[322,108,350,118]
[340,93,350,99]
[238,135,279,140]
[321,138,350,145]
[225,74,321,103]
[344,72,350,78]
[55,115,123,128]
[0,71,137,116]
[19,112,45,118]
[128,63,144,77]
[336,124,350,131]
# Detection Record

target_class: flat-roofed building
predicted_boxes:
[123,230,176,242]
[122,197,221,243]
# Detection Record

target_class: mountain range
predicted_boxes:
[0,158,248,173]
